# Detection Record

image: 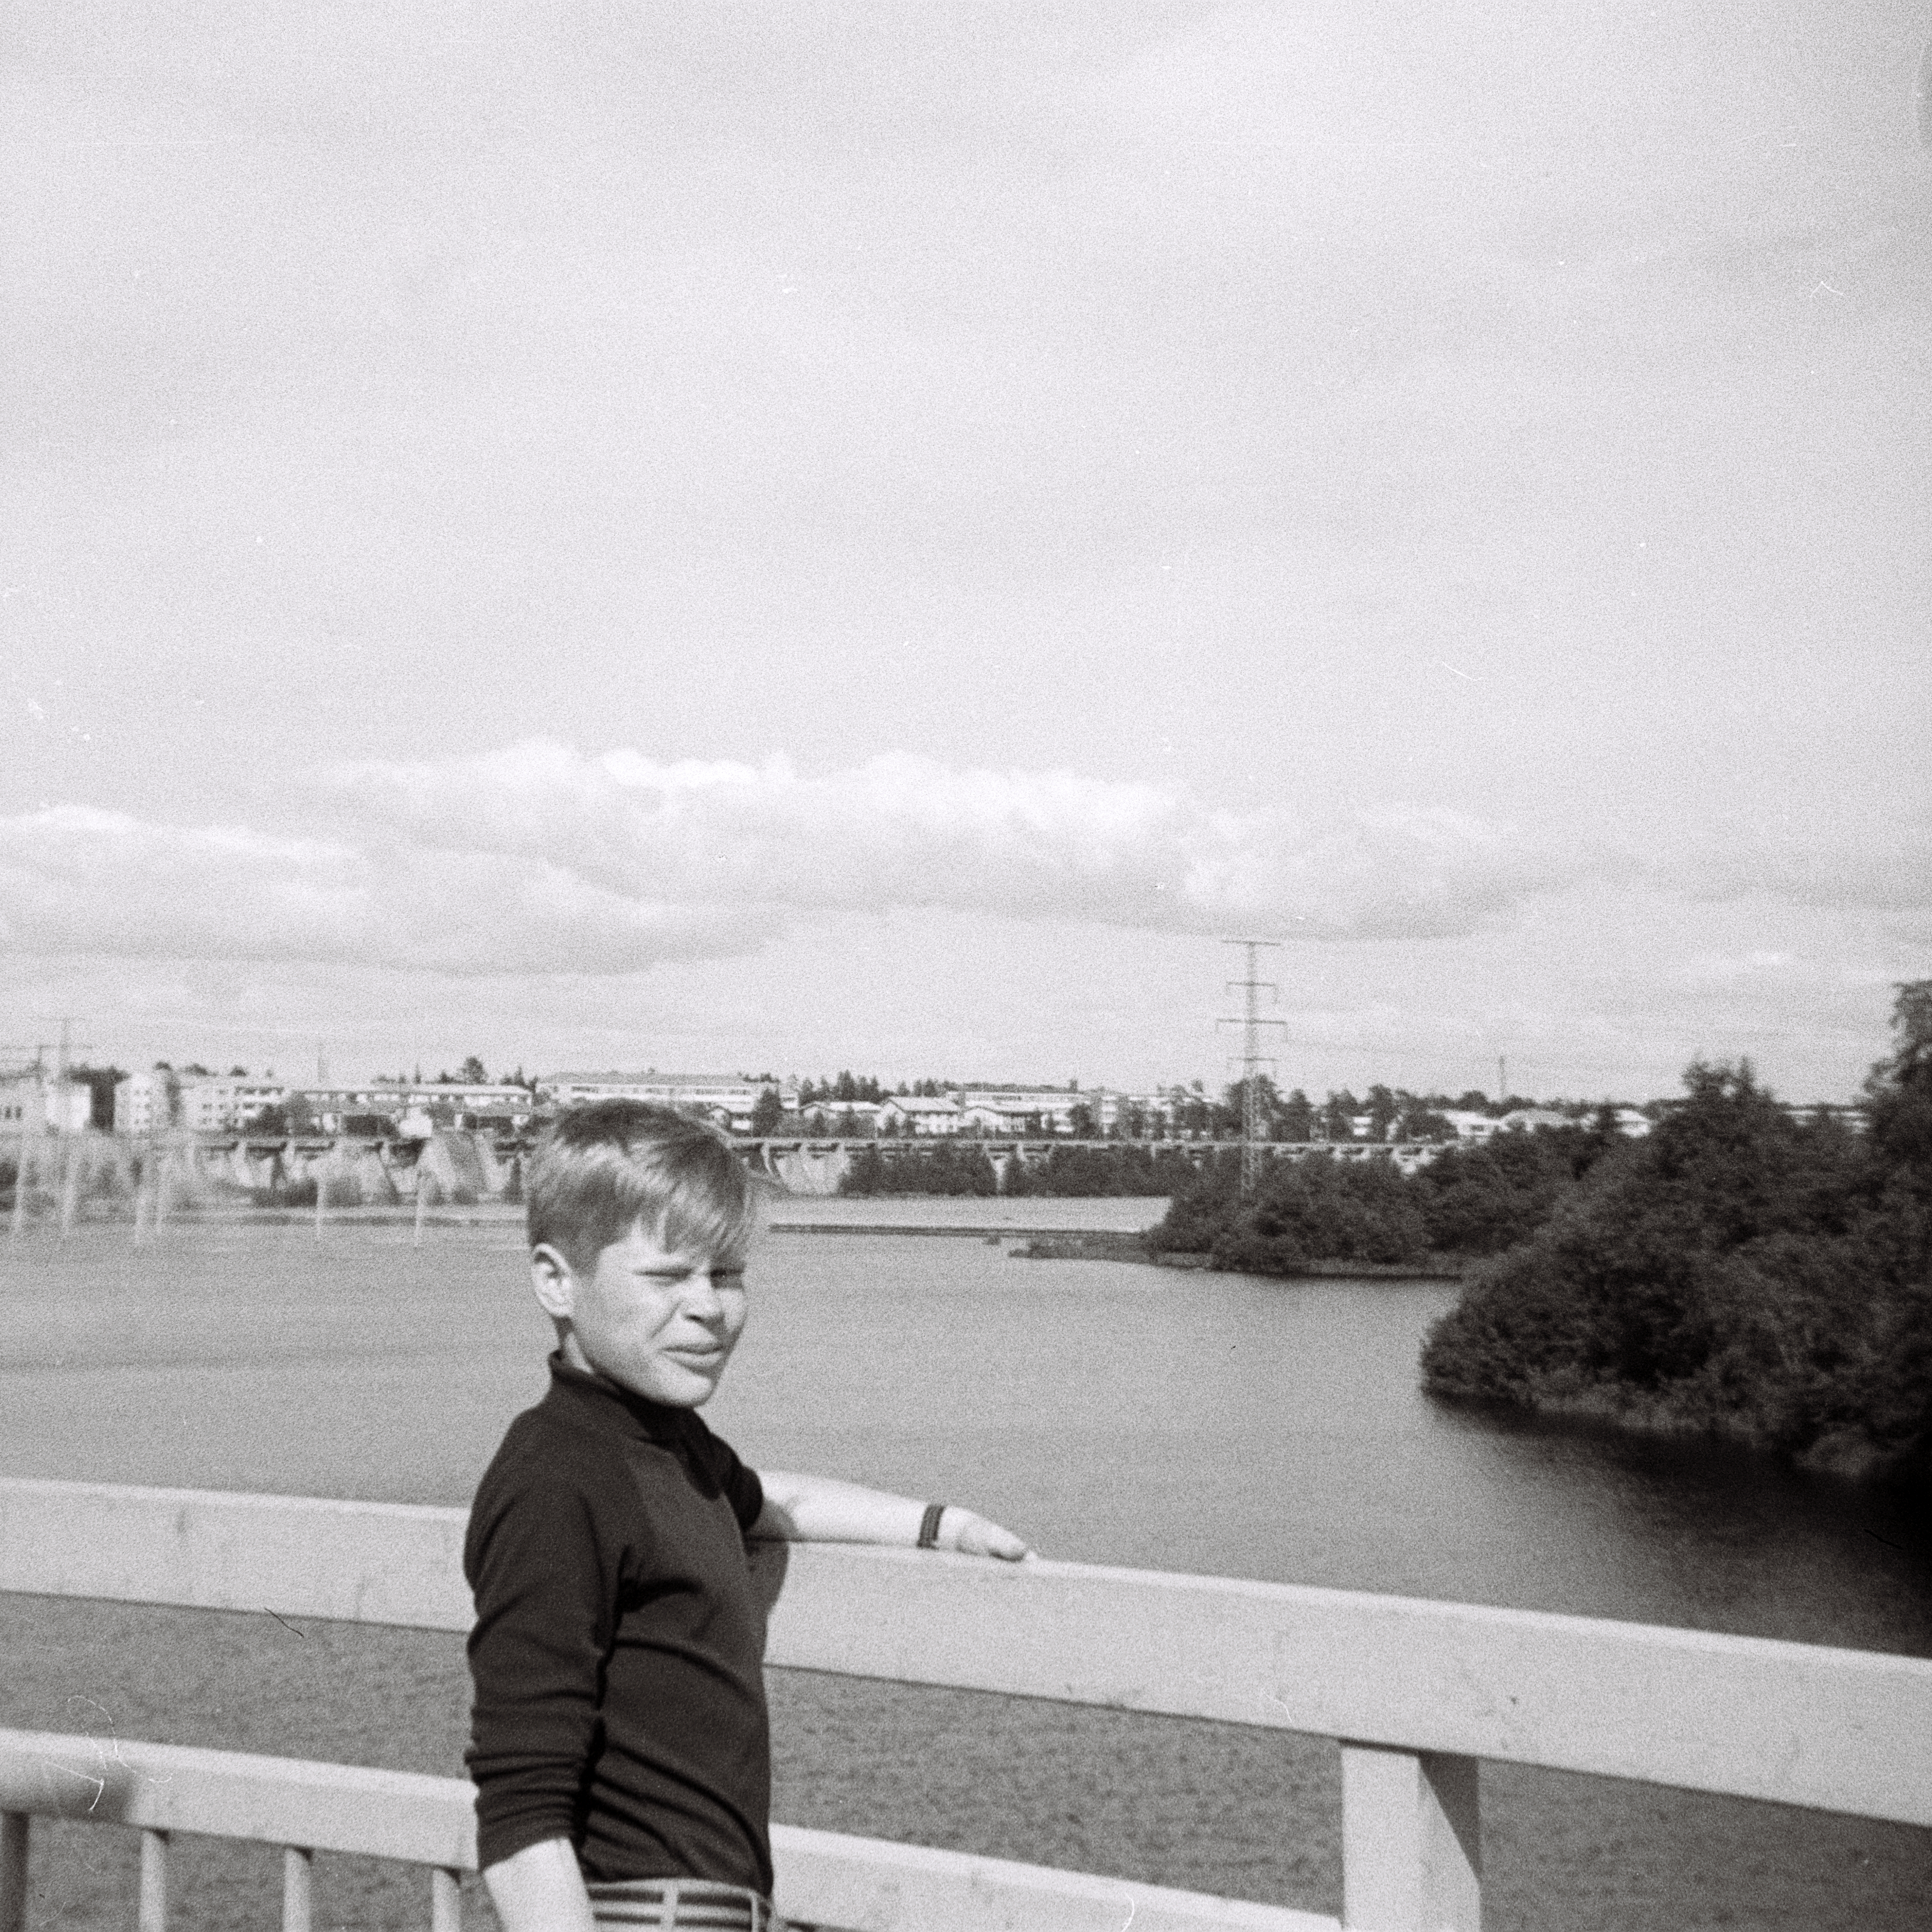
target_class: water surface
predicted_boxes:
[1,1216,1927,1930]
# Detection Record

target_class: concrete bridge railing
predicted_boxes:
[2,1478,1929,1931]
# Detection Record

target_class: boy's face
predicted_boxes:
[532,1219,749,1408]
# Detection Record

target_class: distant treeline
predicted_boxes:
[1418,985,1931,1485]
[838,1142,1205,1198]
[1147,1125,1618,1272]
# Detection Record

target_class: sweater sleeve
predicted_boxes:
[464,1460,619,1871]
[685,1416,765,1532]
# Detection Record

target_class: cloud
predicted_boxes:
[0,803,762,976]
[1664,826,1932,915]
[316,741,1599,942]
[0,743,1601,975]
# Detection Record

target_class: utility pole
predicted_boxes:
[1219,938,1284,1199]
[1498,1054,1508,1103]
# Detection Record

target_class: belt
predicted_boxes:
[583,1876,779,1929]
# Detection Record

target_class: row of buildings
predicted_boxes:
[0,1065,1190,1140]
[0,1061,1649,1144]
[1,1060,1857,1145]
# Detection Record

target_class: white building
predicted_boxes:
[538,1072,788,1135]
[875,1095,965,1136]
[114,1071,171,1134]
[1,1066,44,1135]
[293,1082,537,1134]
[178,1077,290,1133]
[1442,1110,1504,1142]
[115,1068,287,1133]
[956,1087,1088,1135]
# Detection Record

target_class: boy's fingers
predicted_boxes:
[952,1513,1032,1561]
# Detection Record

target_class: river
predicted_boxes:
[2,1207,1927,1928]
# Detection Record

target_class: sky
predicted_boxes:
[3,1,1928,1101]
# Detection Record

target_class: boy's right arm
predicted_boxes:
[483,1836,597,1932]
[466,1469,612,1925]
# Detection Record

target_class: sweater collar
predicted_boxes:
[544,1350,694,1443]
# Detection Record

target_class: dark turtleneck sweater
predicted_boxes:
[464,1354,770,1891]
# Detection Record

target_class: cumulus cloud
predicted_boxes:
[0,742,1607,975]
[316,740,1600,938]
[0,803,762,976]
[1663,827,1932,915]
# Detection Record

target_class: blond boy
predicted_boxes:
[466,1100,1027,1931]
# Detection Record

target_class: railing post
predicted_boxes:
[1,1812,28,1932]
[282,1846,313,1932]
[1340,1742,1480,1931]
[138,1827,169,1932]
[429,1867,462,1932]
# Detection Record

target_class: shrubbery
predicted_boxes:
[1406,1123,1620,1255]
[1147,1129,1608,1273]
[1420,985,1932,1484]
[839,1141,1202,1197]
[1151,1151,1431,1271]
[840,1142,999,1197]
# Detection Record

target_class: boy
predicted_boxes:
[466,1100,1029,1931]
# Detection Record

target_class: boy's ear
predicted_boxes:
[529,1243,577,1322]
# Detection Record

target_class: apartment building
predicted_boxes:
[537,1071,789,1134]
[874,1095,964,1136]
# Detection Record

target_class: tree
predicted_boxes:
[749,1089,786,1136]
[460,1056,489,1085]
[1278,1088,1315,1142]
[1067,1101,1098,1138]
[1865,979,1932,1191]
[1366,1084,1400,1142]
[1418,1044,1932,1477]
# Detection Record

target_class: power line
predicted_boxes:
[1218,938,1284,1199]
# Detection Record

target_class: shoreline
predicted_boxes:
[1426,1382,1932,1491]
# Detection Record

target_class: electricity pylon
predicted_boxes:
[1219,938,1284,1199]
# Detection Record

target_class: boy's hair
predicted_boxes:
[528,1100,758,1272]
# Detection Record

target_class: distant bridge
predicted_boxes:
[4,1129,1444,1216]
[732,1137,1446,1196]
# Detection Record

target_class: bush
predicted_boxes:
[838,1142,996,1196]
[1421,1025,1932,1485]
[1201,1153,1428,1273]
[840,1141,1199,1198]
[1408,1125,1616,1256]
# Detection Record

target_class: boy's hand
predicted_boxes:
[943,1508,1032,1561]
